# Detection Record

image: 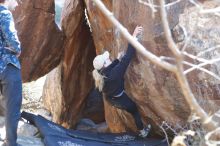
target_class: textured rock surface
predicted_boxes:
[179,1,220,114]
[0,136,44,146]
[0,116,44,146]
[42,0,220,135]
[13,0,64,82]
[43,0,96,128]
[43,65,62,122]
[84,0,220,133]
[60,0,95,127]
[84,0,189,133]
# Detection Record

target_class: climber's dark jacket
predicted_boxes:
[100,44,135,97]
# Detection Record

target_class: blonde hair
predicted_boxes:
[92,69,105,92]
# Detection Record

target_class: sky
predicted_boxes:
[55,0,65,26]
[55,0,65,7]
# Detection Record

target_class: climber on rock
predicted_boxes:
[0,0,22,146]
[92,26,151,138]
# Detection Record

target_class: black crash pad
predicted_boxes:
[21,111,168,146]
[44,134,167,146]
[44,135,111,146]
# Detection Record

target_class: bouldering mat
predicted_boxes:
[21,111,168,146]
[44,134,167,146]
[44,135,111,146]
[67,130,137,144]
[22,111,68,137]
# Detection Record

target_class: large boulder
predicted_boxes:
[43,0,96,128]
[43,65,62,123]
[13,0,64,82]
[179,1,220,113]
[58,0,96,128]
[84,0,220,133]
[42,0,220,135]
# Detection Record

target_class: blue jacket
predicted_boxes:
[0,5,21,73]
[101,44,135,97]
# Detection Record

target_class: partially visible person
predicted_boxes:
[92,26,151,138]
[0,0,22,146]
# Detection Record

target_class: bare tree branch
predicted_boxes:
[160,121,171,146]
[189,0,220,15]
[92,0,218,131]
[183,61,220,81]
[205,127,220,145]
[200,6,220,14]
[159,55,215,76]
[138,0,157,18]
[213,12,220,17]
[189,0,202,9]
[160,56,220,81]
[183,51,210,63]
[92,0,176,72]
[159,0,218,130]
[184,58,220,74]
[181,7,200,52]
[197,45,220,57]
[160,0,182,57]
[139,0,182,8]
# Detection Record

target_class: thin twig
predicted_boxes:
[181,8,200,52]
[139,0,182,8]
[160,0,181,58]
[184,58,220,74]
[164,56,220,81]
[197,45,220,57]
[183,51,209,63]
[214,12,220,17]
[189,0,202,9]
[213,110,220,117]
[160,122,171,146]
[139,0,157,18]
[183,61,220,81]
[205,127,220,145]
[200,7,220,14]
[159,0,217,130]
[160,56,175,61]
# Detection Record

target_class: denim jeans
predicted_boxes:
[0,64,22,146]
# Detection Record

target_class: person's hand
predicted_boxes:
[117,51,125,60]
[132,26,143,40]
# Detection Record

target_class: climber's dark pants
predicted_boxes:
[0,64,22,146]
[107,92,144,130]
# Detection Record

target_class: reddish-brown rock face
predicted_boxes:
[84,0,220,134]
[13,0,64,82]
[84,0,191,133]
[179,1,220,115]
[43,65,62,123]
[57,0,96,128]
[36,0,220,135]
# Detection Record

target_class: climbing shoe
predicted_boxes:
[139,124,151,138]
